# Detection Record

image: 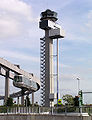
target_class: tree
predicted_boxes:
[62,94,74,105]
[54,103,63,107]
[34,102,39,107]
[73,96,79,106]
[6,97,13,106]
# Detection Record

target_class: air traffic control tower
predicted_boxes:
[39,9,65,107]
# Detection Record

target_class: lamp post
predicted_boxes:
[77,77,82,113]
[77,78,80,95]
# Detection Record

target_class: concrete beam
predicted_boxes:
[0,67,14,79]
[0,58,40,85]
[0,67,6,76]
[0,58,32,78]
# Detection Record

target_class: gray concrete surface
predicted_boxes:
[0,114,91,120]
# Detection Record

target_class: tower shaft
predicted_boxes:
[40,9,65,107]
[40,31,54,107]
[45,30,54,107]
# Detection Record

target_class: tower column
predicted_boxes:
[5,70,9,104]
[45,30,54,107]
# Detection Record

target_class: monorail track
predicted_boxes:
[0,57,40,101]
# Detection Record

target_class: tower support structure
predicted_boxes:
[5,70,9,104]
[39,9,65,107]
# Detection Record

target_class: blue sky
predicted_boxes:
[0,0,92,104]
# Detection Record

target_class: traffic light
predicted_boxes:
[78,90,83,106]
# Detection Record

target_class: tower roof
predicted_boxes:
[40,9,58,22]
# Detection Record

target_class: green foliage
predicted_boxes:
[34,102,39,107]
[0,106,7,113]
[66,106,76,112]
[73,96,79,106]
[54,103,63,107]
[56,107,65,113]
[62,94,74,106]
[6,97,13,107]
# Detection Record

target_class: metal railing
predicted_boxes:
[0,106,92,115]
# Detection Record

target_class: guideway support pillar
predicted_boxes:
[21,89,25,105]
[4,70,9,104]
[17,96,19,105]
[21,96,24,105]
[32,92,34,106]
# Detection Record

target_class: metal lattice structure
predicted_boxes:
[40,37,46,106]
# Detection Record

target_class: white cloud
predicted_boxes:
[86,10,92,29]
[0,16,21,38]
[60,73,78,81]
[61,64,72,69]
[59,0,74,8]
[65,32,90,43]
[0,0,33,39]
[0,0,32,20]
[0,50,40,63]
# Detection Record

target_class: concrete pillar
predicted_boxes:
[45,30,54,107]
[17,96,19,105]
[49,38,54,107]
[4,70,9,104]
[32,92,34,106]
[21,95,24,105]
[21,89,24,105]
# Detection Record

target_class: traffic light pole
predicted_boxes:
[78,90,83,114]
[57,39,59,105]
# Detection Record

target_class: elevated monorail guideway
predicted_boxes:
[0,89,34,100]
[0,57,39,81]
[0,57,40,104]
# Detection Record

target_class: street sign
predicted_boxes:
[58,99,62,105]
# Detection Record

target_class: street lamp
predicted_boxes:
[77,77,83,113]
[77,78,80,95]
